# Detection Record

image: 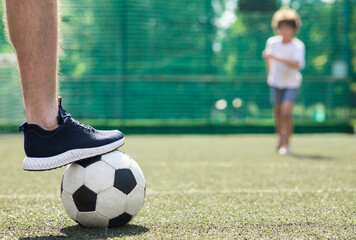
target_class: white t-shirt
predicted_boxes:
[265,35,305,89]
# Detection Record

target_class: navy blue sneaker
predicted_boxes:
[19,97,125,171]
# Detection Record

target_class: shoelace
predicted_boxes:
[57,97,95,132]
[73,119,95,132]
[58,111,95,132]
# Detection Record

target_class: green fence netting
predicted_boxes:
[0,0,355,133]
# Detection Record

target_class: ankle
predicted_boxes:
[280,144,289,149]
[38,120,59,131]
[26,110,59,131]
[28,118,59,131]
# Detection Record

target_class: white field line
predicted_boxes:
[0,194,58,199]
[147,188,356,195]
[0,188,355,199]
[147,162,356,170]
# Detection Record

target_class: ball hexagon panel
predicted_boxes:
[126,185,145,216]
[96,188,126,219]
[61,191,79,220]
[77,212,109,228]
[113,169,137,195]
[101,150,130,170]
[60,176,63,197]
[84,161,115,193]
[77,155,102,168]
[108,212,133,228]
[73,185,97,212]
[129,160,146,188]
[62,164,85,195]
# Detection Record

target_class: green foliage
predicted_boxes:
[0,3,12,52]
[0,0,354,126]
[0,0,355,77]
[58,0,355,77]
[351,2,356,76]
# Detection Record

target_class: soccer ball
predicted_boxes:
[60,150,145,228]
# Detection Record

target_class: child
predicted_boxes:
[263,8,305,155]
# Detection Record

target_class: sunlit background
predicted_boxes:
[0,0,355,133]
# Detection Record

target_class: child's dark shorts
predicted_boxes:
[269,87,299,106]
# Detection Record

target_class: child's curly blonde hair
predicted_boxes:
[271,8,301,33]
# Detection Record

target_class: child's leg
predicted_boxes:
[280,101,294,148]
[270,87,284,149]
[274,105,282,146]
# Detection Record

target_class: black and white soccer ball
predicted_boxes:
[60,150,145,228]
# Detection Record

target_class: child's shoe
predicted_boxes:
[278,147,291,155]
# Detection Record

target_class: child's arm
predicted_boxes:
[263,38,275,74]
[269,54,300,69]
[266,58,272,75]
[262,50,273,74]
[265,54,273,75]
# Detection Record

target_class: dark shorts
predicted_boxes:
[270,87,299,106]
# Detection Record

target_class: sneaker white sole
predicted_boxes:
[23,138,125,171]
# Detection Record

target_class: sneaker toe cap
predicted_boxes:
[99,129,124,140]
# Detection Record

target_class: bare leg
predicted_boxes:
[4,0,126,172]
[280,101,294,148]
[5,0,59,130]
[273,105,282,148]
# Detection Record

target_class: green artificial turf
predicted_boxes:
[0,134,355,239]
